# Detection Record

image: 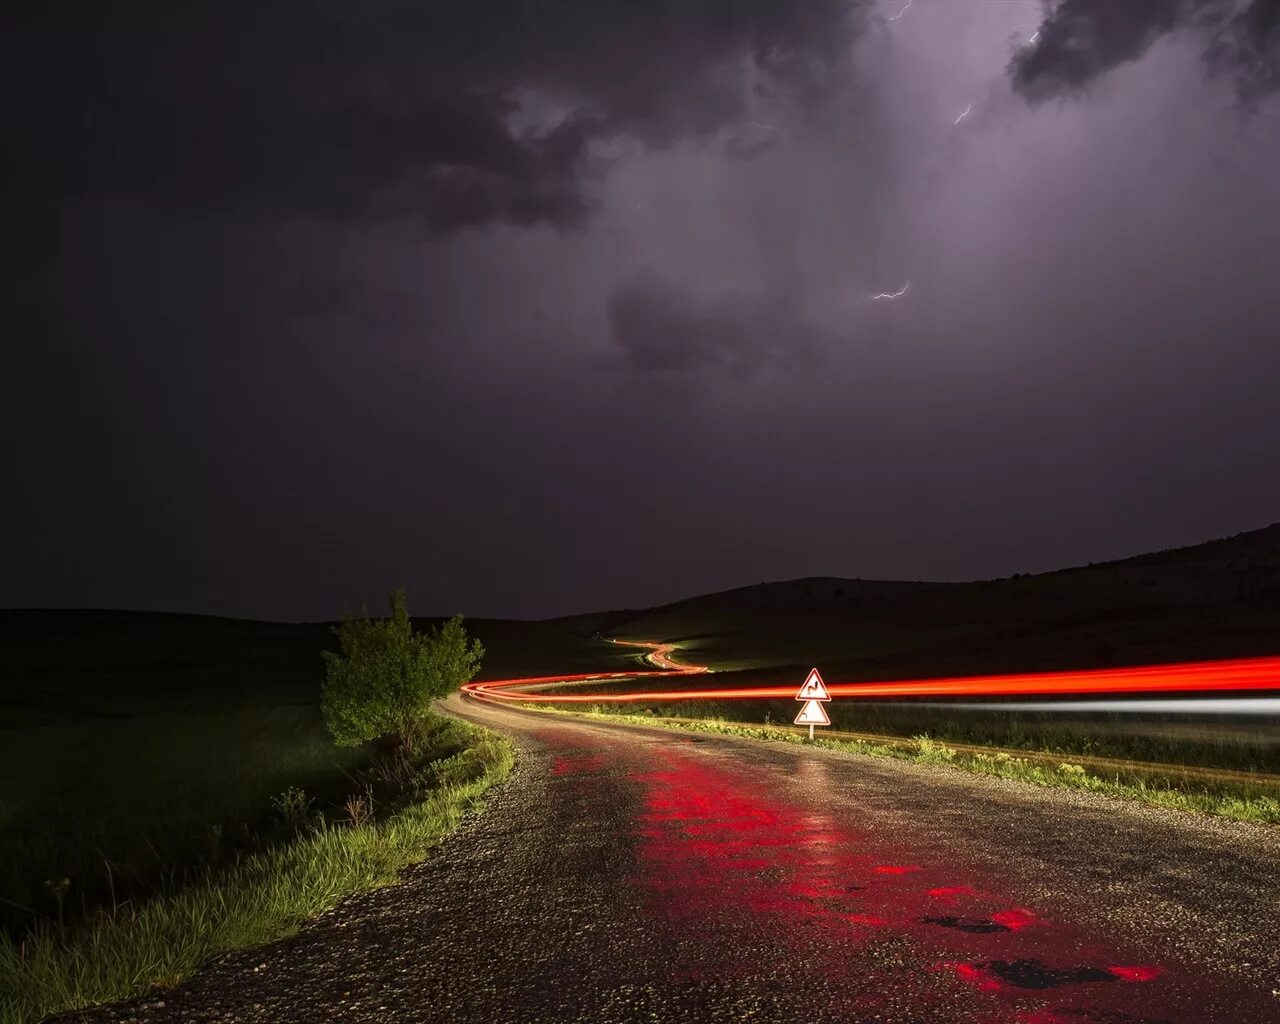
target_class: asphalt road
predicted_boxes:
[66,697,1280,1024]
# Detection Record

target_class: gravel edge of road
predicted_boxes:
[515,705,1280,829]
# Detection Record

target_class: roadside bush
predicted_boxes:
[320,589,483,751]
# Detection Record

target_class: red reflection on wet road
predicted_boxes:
[551,754,606,776]
[991,908,1038,931]
[623,745,1271,1022]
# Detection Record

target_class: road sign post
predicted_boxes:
[793,668,832,740]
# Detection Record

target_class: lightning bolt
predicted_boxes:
[887,0,912,22]
[870,282,910,301]
[953,103,973,126]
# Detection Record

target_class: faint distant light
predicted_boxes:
[746,121,775,130]
[953,103,974,126]
[1030,30,1041,44]
[887,0,912,22]
[870,282,911,301]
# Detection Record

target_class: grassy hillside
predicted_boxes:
[562,523,1280,683]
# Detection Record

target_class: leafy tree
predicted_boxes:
[424,613,486,699]
[320,588,484,750]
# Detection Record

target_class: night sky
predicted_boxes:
[5,1,1279,622]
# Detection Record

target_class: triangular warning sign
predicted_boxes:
[795,667,831,701]
[794,699,831,726]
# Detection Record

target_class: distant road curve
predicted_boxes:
[461,643,1280,704]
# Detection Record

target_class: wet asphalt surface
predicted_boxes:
[65,697,1280,1024]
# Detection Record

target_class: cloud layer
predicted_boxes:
[9,1,865,230]
[1012,0,1279,102]
[3,1,1278,620]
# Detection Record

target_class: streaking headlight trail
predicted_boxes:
[462,645,1280,705]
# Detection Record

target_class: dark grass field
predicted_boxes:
[0,611,628,939]
[1,714,515,1024]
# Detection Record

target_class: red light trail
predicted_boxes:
[461,640,1279,705]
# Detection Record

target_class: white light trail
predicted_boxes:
[887,0,912,22]
[953,103,974,126]
[870,282,910,301]
[745,121,775,130]
[909,699,1280,716]
[1030,30,1041,44]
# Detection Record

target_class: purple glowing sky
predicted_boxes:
[5,1,1279,619]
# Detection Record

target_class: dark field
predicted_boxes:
[0,611,627,939]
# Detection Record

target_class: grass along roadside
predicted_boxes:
[531,705,1280,825]
[0,718,513,1024]
[0,702,370,938]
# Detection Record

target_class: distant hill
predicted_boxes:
[4,524,1278,699]
[557,522,1280,680]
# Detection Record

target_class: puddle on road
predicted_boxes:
[624,745,1271,1024]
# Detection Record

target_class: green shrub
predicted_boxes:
[321,589,483,750]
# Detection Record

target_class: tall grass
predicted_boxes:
[0,702,366,935]
[824,702,1280,774]
[0,718,513,1024]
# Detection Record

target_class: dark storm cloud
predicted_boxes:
[1010,0,1188,101]
[1011,0,1279,101]
[606,278,821,376]
[1206,0,1280,98]
[8,0,864,231]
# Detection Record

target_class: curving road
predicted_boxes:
[66,694,1280,1024]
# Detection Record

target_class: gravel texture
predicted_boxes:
[60,697,1280,1024]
